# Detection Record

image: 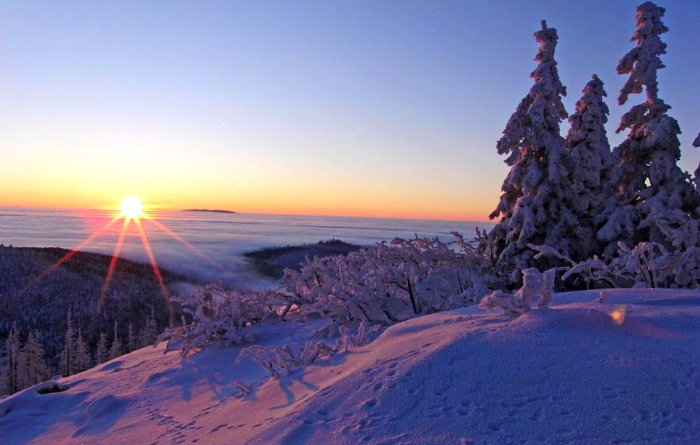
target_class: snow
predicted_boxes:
[605,0,699,257]
[2,288,699,444]
[488,21,581,283]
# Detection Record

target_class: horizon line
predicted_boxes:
[0,204,493,225]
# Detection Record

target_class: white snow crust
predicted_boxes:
[1,288,699,444]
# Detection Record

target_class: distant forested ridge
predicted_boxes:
[0,245,183,394]
[243,239,363,279]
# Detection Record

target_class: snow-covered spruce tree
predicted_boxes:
[127,324,137,353]
[109,321,122,360]
[565,74,612,258]
[95,332,109,364]
[74,329,91,373]
[694,132,700,194]
[139,307,158,348]
[488,20,578,285]
[59,311,75,377]
[0,353,8,395]
[3,326,21,394]
[600,2,699,254]
[21,331,48,388]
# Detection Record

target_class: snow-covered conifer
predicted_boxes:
[21,332,48,387]
[140,308,158,347]
[566,74,612,257]
[75,329,91,373]
[0,352,8,395]
[109,322,122,360]
[693,133,700,192]
[602,2,699,252]
[4,326,21,393]
[127,324,137,352]
[59,311,75,377]
[95,332,109,364]
[488,20,578,284]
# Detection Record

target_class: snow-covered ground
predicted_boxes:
[1,288,699,444]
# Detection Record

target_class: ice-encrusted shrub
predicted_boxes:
[279,235,489,325]
[237,321,379,378]
[278,255,331,319]
[237,340,336,379]
[335,321,380,352]
[537,209,700,289]
[610,242,698,288]
[158,284,276,357]
[233,379,253,397]
[531,223,699,289]
[529,243,611,289]
[480,268,557,316]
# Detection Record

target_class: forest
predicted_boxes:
[0,1,698,398]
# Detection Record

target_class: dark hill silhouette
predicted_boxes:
[0,245,188,362]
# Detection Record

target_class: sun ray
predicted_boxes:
[18,196,228,327]
[100,217,130,300]
[17,216,121,297]
[134,218,169,301]
[144,216,227,271]
[134,218,174,324]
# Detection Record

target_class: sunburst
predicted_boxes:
[118,195,145,220]
[19,195,230,324]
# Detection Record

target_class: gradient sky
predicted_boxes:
[0,0,698,221]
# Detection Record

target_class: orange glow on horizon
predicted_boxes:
[0,187,495,222]
[2,201,492,222]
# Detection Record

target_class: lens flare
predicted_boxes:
[119,195,145,219]
[19,194,227,321]
[610,306,626,325]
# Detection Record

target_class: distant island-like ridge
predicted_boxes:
[244,239,363,279]
[182,209,237,214]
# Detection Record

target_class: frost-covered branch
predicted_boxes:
[480,268,557,316]
[158,284,277,357]
[236,340,336,379]
[278,234,491,325]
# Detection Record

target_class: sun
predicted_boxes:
[118,195,145,220]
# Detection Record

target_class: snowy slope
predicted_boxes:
[1,289,699,444]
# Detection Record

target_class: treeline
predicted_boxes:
[484,2,699,288]
[0,246,180,396]
[140,3,700,376]
[0,312,158,395]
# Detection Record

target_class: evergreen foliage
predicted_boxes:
[566,74,613,258]
[488,20,578,285]
[601,1,698,252]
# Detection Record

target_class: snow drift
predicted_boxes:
[1,288,699,444]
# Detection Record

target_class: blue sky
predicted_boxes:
[0,0,698,220]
